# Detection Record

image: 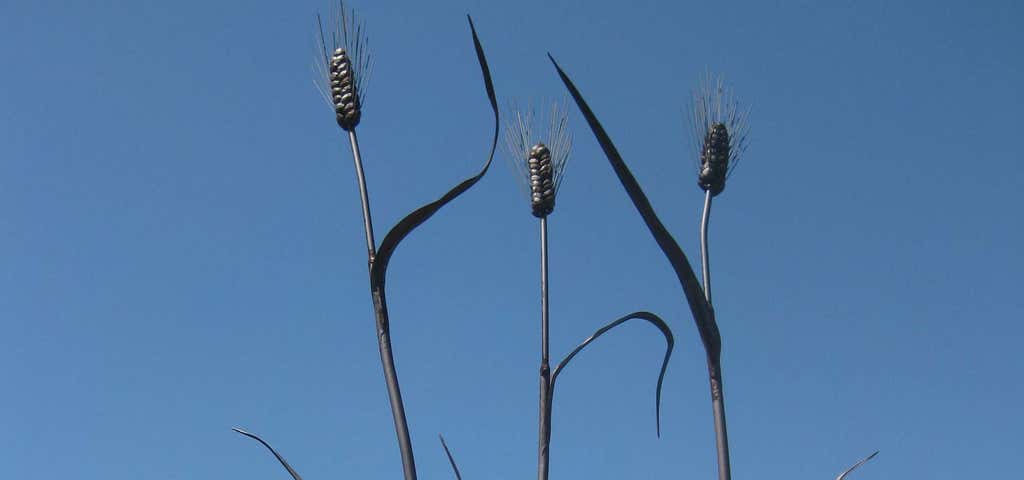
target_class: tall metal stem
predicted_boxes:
[347,129,418,480]
[700,189,731,480]
[348,130,376,261]
[537,216,552,480]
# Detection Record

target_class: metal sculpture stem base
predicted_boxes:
[709,360,731,480]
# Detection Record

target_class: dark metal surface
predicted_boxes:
[550,311,674,437]
[698,123,730,196]
[529,144,556,217]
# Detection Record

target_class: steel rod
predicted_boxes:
[346,128,417,480]
[709,360,731,480]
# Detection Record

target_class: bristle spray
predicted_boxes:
[503,100,572,218]
[314,0,373,131]
[690,72,750,197]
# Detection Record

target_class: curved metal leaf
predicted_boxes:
[438,434,463,480]
[550,311,674,437]
[369,16,499,289]
[547,55,720,360]
[232,427,305,480]
[835,450,879,480]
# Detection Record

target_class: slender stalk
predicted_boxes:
[348,130,376,261]
[537,216,552,480]
[346,128,418,480]
[700,189,730,480]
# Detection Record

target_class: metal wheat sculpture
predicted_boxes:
[230,4,878,478]
[232,4,498,479]
[504,100,675,480]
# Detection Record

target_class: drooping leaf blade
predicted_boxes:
[547,55,720,359]
[438,434,463,480]
[232,428,305,480]
[835,450,879,480]
[369,16,499,289]
[550,311,674,437]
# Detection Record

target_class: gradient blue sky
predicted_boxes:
[2,1,1022,479]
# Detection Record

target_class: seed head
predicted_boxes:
[689,72,750,197]
[330,48,361,130]
[503,100,572,218]
[529,143,556,217]
[314,1,372,131]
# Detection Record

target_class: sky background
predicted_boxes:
[2,0,1022,479]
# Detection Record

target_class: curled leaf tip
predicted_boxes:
[550,311,673,438]
[232,427,305,480]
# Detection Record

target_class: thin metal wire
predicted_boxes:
[313,0,373,112]
[687,71,751,181]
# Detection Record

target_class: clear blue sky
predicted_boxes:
[2,0,1021,478]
